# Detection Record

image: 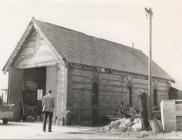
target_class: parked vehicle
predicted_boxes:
[0,104,15,124]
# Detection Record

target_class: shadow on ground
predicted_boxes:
[66,131,94,135]
[0,122,31,126]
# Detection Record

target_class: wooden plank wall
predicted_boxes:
[13,29,57,68]
[133,77,169,107]
[67,63,170,123]
[99,72,127,116]
[67,68,93,123]
[8,69,23,121]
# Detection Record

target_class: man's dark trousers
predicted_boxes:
[43,111,53,131]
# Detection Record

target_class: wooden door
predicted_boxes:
[8,69,23,121]
[46,65,58,117]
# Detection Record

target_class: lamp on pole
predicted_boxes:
[145,7,153,120]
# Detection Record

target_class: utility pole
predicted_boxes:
[145,8,153,120]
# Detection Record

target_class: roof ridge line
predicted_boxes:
[34,18,142,52]
[32,18,174,81]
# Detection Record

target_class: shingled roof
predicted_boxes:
[3,18,174,81]
[33,19,173,81]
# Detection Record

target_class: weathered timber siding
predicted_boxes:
[8,69,23,121]
[67,67,93,123]
[132,77,148,108]
[67,63,170,123]
[99,73,126,116]
[155,80,169,105]
[133,77,169,108]
[13,29,57,68]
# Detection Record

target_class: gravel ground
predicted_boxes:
[0,121,181,139]
[0,121,122,139]
[88,126,182,139]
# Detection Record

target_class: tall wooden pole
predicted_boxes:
[145,8,153,120]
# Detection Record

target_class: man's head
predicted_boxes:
[48,90,52,94]
[137,89,144,97]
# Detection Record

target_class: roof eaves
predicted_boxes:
[33,19,175,82]
[139,51,175,82]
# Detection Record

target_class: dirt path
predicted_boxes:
[0,121,181,139]
[0,121,122,139]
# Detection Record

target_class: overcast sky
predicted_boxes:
[0,0,182,90]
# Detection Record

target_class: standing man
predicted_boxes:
[118,102,124,118]
[42,90,55,132]
[137,89,150,130]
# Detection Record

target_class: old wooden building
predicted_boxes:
[3,18,174,124]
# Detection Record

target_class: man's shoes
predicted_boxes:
[48,130,52,132]
[43,129,46,132]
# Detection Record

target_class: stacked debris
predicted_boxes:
[104,117,142,132]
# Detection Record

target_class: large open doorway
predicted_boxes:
[22,67,46,121]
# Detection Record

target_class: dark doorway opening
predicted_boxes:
[153,89,158,107]
[128,86,132,106]
[22,67,46,121]
[92,82,99,125]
